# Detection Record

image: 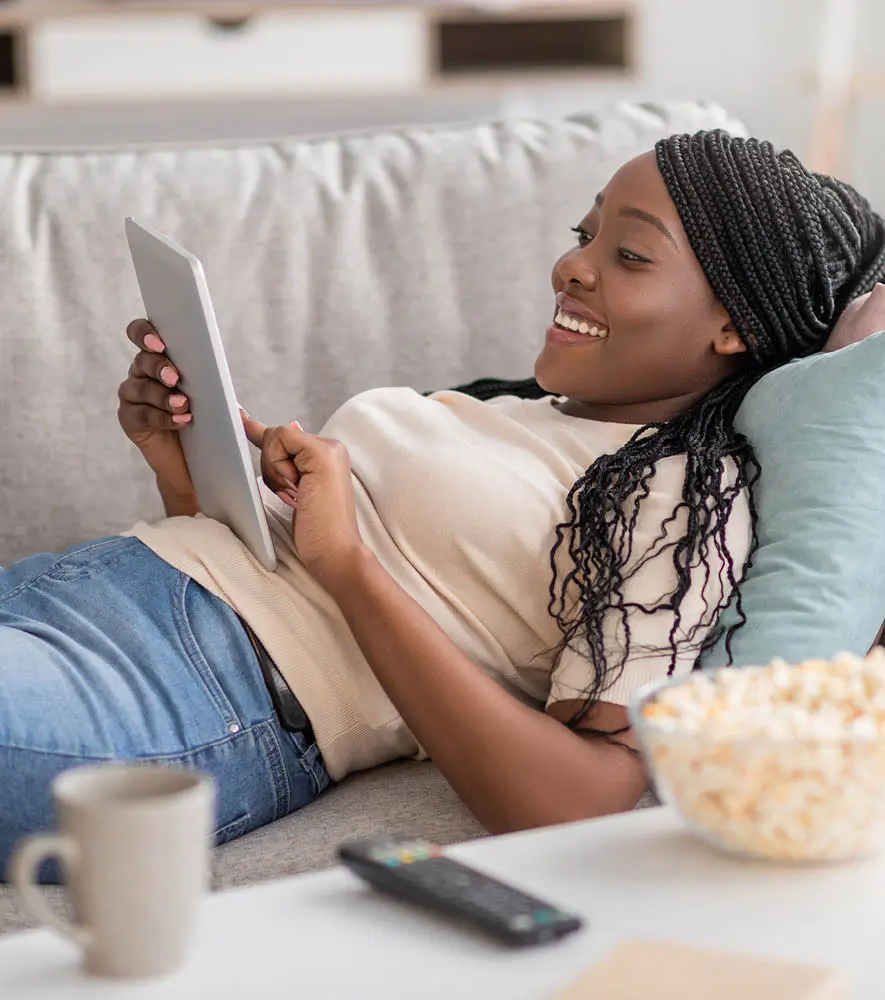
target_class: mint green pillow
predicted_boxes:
[700,330,885,668]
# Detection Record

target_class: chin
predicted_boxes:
[533,353,567,396]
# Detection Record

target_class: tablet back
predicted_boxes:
[125,217,277,572]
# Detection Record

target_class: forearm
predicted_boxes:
[155,475,201,518]
[324,549,647,834]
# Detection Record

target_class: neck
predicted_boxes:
[555,388,709,425]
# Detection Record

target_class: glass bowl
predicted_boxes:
[627,668,885,863]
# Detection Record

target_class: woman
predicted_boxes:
[3,131,884,877]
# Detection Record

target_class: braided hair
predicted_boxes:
[505,131,885,732]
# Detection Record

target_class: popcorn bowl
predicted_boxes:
[627,655,885,863]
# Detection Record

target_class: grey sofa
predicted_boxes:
[0,100,745,934]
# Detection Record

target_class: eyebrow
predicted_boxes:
[594,192,677,248]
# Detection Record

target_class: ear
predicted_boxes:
[712,321,748,357]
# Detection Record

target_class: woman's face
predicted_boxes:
[535,150,748,424]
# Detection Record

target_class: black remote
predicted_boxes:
[337,836,584,947]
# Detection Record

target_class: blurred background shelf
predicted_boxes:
[0,0,883,219]
[0,0,639,105]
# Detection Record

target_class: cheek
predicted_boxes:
[605,277,718,385]
[608,272,685,331]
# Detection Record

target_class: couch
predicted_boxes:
[0,99,746,934]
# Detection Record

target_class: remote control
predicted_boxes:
[337,835,584,947]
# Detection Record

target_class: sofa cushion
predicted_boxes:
[0,101,746,566]
[700,331,885,668]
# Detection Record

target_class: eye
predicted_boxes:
[618,248,650,264]
[570,226,592,248]
[572,225,650,264]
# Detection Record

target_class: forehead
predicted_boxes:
[597,150,677,221]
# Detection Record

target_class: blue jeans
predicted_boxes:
[0,535,330,883]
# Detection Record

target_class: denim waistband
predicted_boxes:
[234,613,316,744]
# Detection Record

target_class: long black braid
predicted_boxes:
[452,130,885,733]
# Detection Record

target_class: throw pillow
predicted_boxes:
[700,330,885,668]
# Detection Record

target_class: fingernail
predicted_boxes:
[160,366,178,386]
[145,334,165,352]
[173,414,192,424]
[237,400,250,417]
[169,394,187,409]
[290,420,303,431]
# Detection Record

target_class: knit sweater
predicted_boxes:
[122,389,751,781]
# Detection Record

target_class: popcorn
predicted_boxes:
[637,648,885,861]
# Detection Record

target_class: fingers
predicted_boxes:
[276,485,299,509]
[240,410,267,448]
[259,423,305,494]
[126,318,166,355]
[120,319,191,431]
[117,385,192,431]
[127,348,184,391]
[239,414,303,507]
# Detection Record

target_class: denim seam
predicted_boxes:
[0,537,133,605]
[0,724,253,761]
[254,719,290,818]
[173,576,240,730]
[297,739,330,796]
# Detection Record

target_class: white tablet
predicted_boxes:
[125,217,277,572]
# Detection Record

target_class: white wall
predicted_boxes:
[1,0,882,211]
[642,0,885,212]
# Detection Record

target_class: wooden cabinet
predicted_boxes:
[0,1,639,105]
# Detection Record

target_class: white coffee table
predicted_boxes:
[0,806,883,998]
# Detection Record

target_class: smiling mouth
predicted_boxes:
[553,307,609,339]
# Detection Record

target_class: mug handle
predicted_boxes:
[7,834,92,948]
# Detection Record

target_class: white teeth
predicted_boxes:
[555,308,609,338]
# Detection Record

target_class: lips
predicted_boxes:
[555,291,608,331]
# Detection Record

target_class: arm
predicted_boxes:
[319,549,648,834]
[318,464,750,831]
[156,475,201,518]
[242,417,647,834]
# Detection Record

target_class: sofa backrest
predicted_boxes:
[0,101,745,564]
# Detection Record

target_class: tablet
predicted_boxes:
[125,217,277,572]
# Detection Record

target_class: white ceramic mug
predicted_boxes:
[7,763,216,979]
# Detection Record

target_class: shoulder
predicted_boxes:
[628,452,752,571]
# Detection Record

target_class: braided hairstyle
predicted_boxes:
[543,130,885,730]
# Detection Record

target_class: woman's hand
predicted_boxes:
[118,319,195,498]
[824,284,885,352]
[241,413,366,588]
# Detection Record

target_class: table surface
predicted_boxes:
[0,806,882,999]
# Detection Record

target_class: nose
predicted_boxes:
[553,246,598,292]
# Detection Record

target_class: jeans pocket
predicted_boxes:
[43,537,140,583]
[213,812,252,847]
